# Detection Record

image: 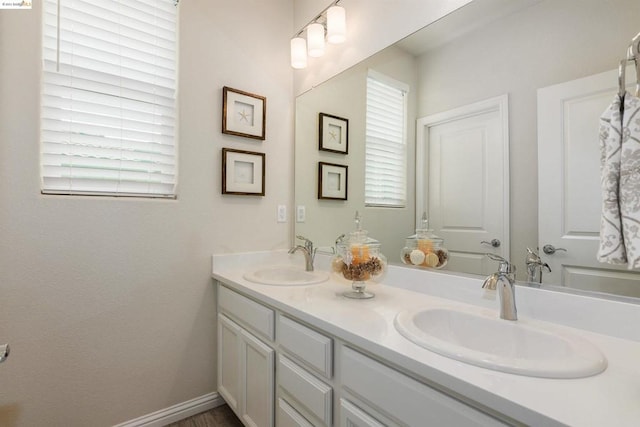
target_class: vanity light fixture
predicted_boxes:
[290,0,346,69]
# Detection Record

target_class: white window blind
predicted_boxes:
[41,0,178,198]
[365,70,408,207]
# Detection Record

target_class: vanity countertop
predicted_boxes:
[212,250,640,427]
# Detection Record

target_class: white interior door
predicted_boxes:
[538,67,640,297]
[417,95,509,276]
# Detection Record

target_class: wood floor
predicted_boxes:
[166,404,243,427]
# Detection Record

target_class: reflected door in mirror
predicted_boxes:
[538,68,640,297]
[417,96,509,275]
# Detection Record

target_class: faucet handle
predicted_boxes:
[295,235,316,261]
[485,253,515,275]
[482,273,498,290]
[295,235,313,249]
[526,247,541,263]
[486,253,507,262]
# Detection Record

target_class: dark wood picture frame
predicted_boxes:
[222,148,265,196]
[222,86,266,140]
[319,113,349,154]
[318,161,348,200]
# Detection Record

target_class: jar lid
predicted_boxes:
[341,211,380,247]
[407,212,443,242]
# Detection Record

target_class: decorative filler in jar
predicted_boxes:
[332,211,387,299]
[401,212,449,269]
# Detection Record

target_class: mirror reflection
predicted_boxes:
[294,0,640,299]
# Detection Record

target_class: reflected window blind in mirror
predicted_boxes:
[41,0,178,198]
[365,70,408,207]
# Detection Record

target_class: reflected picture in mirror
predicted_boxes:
[319,113,349,154]
[294,0,640,301]
[318,162,348,200]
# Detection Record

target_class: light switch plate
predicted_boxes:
[277,205,287,223]
[296,205,306,223]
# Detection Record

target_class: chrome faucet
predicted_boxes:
[525,247,551,283]
[482,254,517,321]
[289,235,314,271]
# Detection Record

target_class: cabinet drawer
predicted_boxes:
[218,285,275,341]
[278,315,332,378]
[279,355,332,426]
[339,399,385,427]
[341,347,507,427]
[278,398,314,427]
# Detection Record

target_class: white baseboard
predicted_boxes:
[113,391,225,427]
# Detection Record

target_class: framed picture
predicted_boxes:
[318,162,348,200]
[319,113,349,154]
[222,148,265,196]
[222,86,266,140]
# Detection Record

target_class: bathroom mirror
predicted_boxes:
[294,0,640,300]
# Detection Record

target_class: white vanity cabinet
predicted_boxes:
[216,282,510,427]
[218,286,275,427]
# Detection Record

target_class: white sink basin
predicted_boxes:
[394,307,607,378]
[243,266,329,286]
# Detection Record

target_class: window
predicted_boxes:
[364,70,408,207]
[41,0,178,198]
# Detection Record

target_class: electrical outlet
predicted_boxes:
[296,205,306,223]
[277,205,287,223]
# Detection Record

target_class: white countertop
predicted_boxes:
[212,250,640,427]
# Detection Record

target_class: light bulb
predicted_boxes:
[327,5,346,44]
[290,37,307,69]
[307,23,325,58]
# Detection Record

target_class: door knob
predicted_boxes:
[481,239,501,248]
[542,244,567,255]
[0,344,9,363]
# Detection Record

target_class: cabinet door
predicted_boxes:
[218,314,241,414]
[242,329,275,427]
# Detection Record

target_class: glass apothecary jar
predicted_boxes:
[401,213,449,269]
[331,212,387,299]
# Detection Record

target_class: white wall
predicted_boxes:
[416,0,640,274]
[0,0,293,425]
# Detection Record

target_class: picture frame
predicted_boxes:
[222,86,266,140]
[319,113,349,154]
[318,162,348,200]
[222,148,265,196]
